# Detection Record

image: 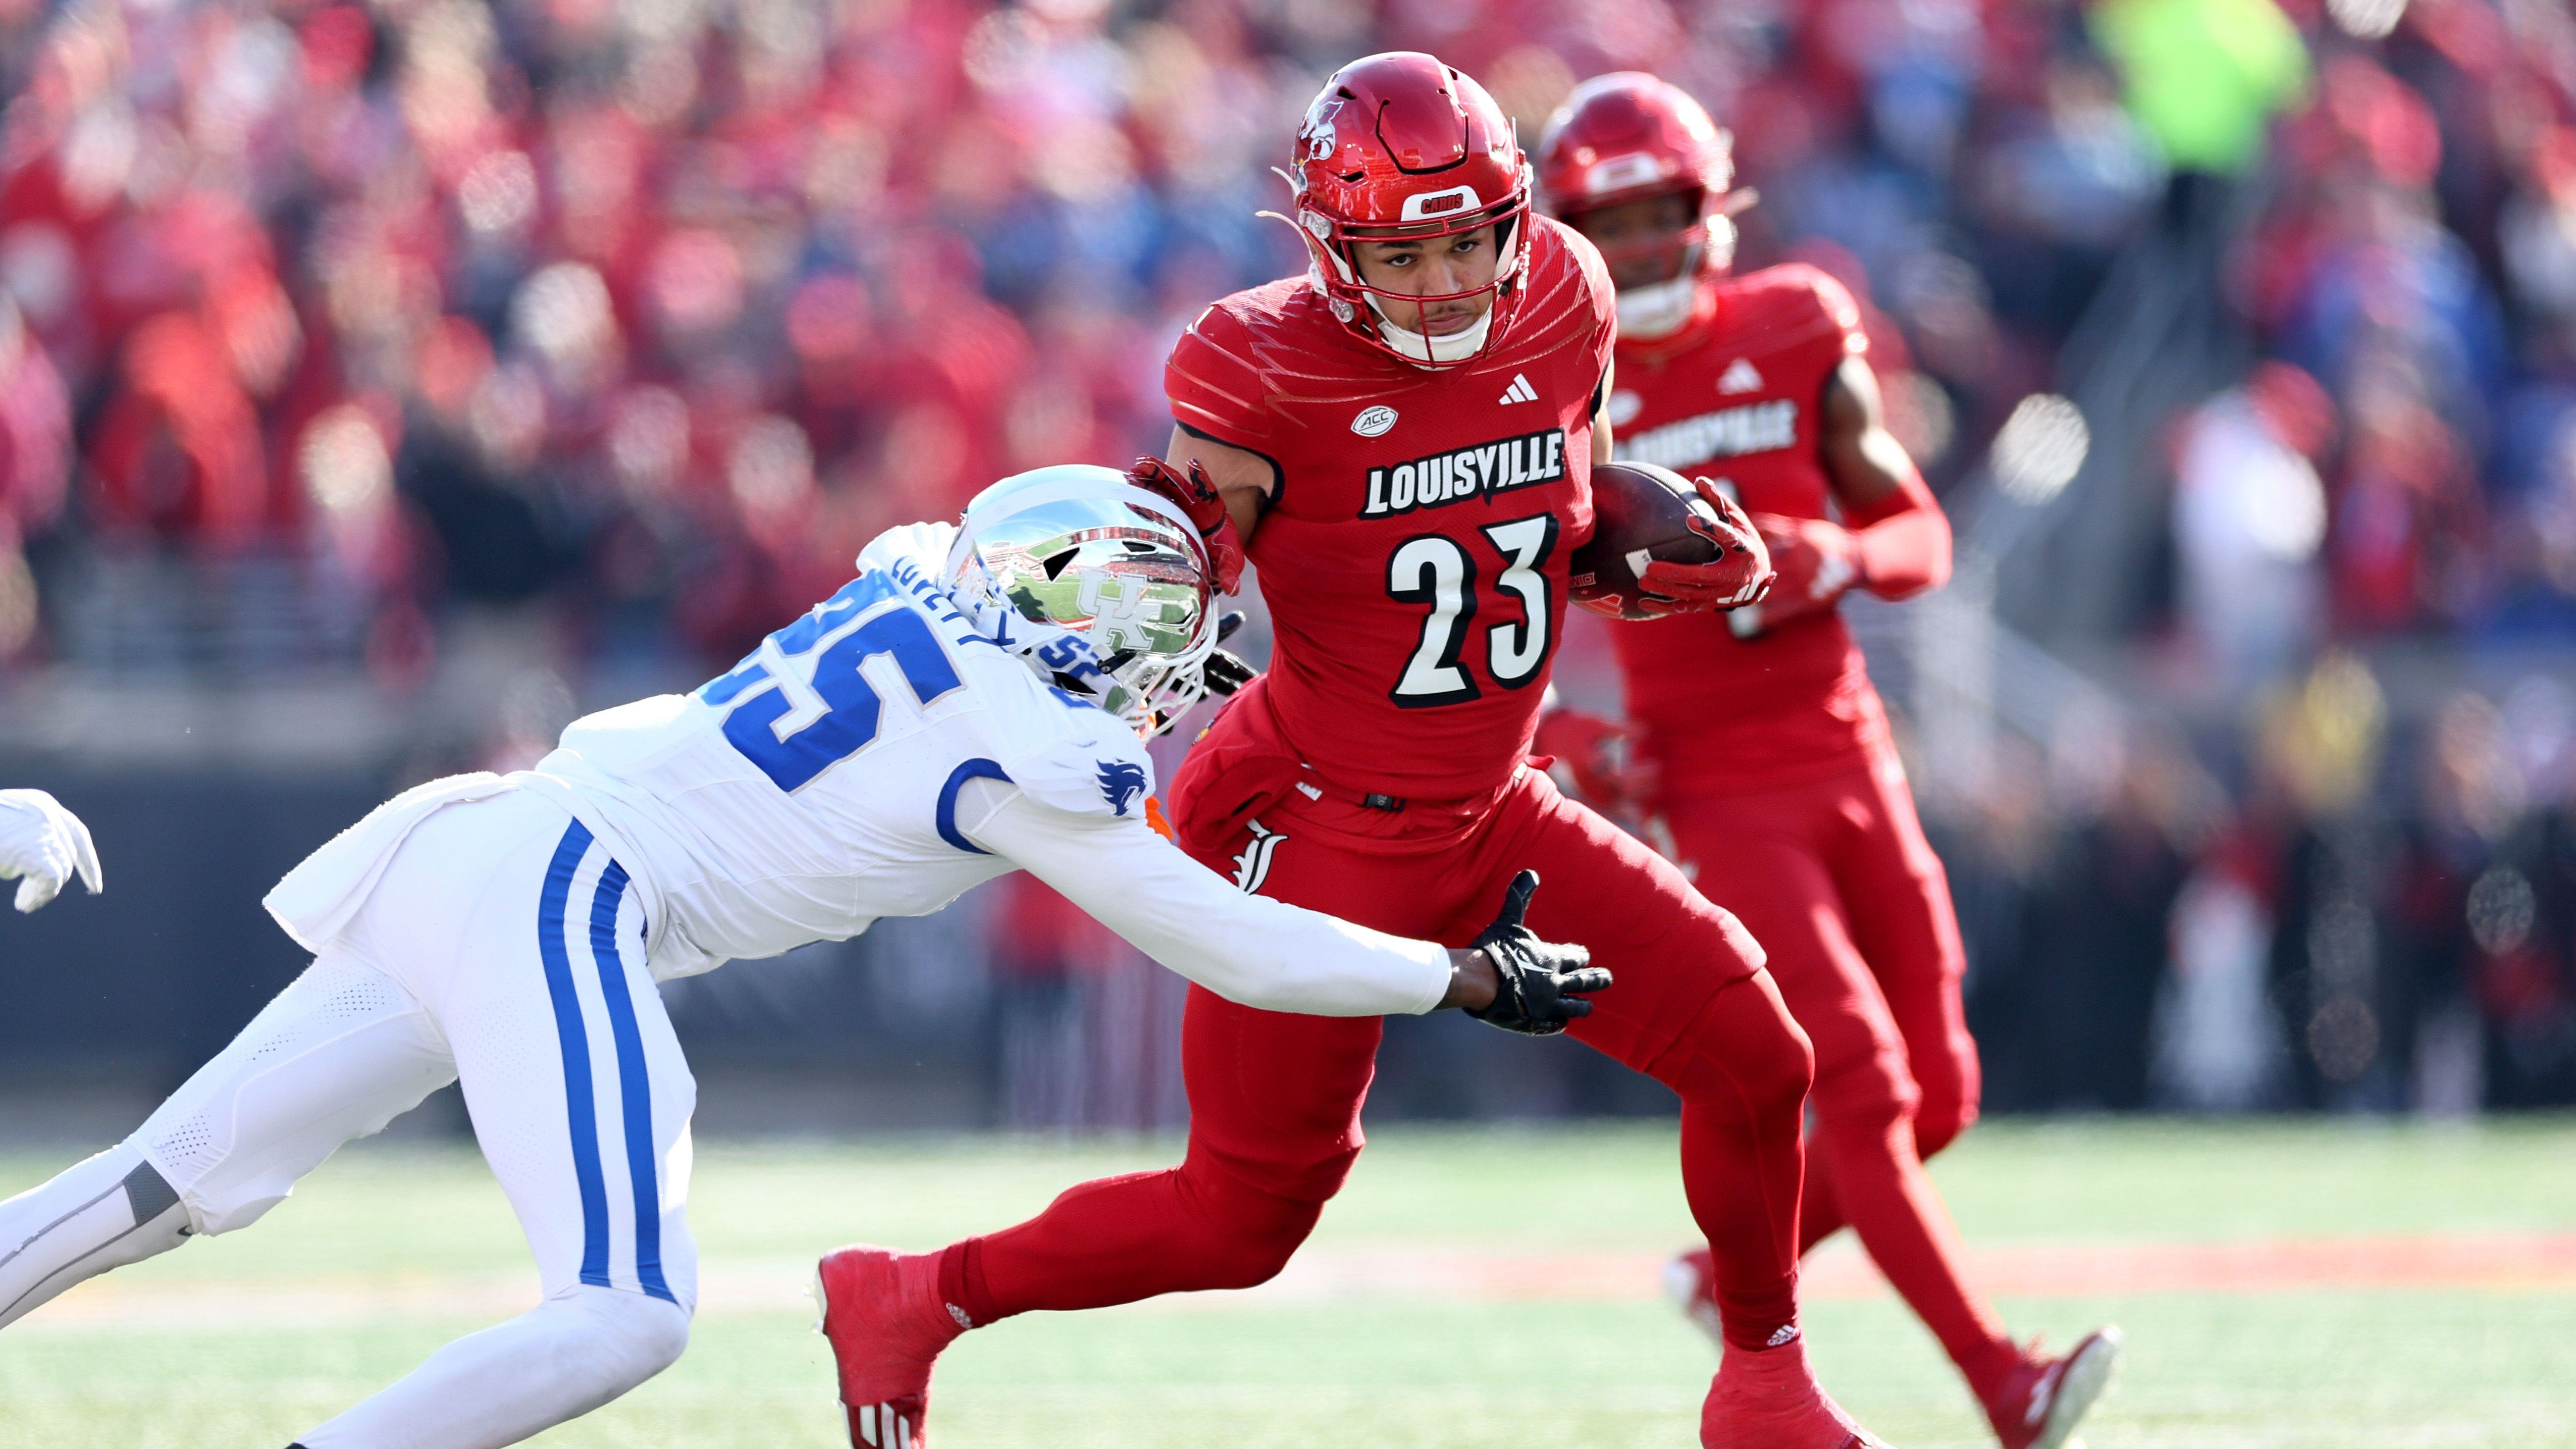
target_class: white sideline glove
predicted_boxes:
[0,789,102,912]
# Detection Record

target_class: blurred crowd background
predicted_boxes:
[3,0,2576,1134]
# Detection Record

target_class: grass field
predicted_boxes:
[5,1117,2574,1447]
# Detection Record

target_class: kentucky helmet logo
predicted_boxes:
[1073,568,1163,652]
[1096,760,1148,817]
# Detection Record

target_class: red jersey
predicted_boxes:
[1606,263,1886,795]
[1168,216,1618,802]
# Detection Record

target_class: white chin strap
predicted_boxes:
[1615,236,1713,341]
[1370,300,1495,364]
[1616,277,1698,340]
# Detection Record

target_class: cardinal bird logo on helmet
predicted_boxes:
[1302,95,1346,162]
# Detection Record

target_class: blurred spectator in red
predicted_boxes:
[2328,351,2487,633]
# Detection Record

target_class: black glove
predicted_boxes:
[1203,611,1260,698]
[1463,870,1610,1037]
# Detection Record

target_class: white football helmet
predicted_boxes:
[944,464,1221,736]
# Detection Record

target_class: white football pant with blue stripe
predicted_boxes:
[0,791,696,1448]
[0,526,1465,1447]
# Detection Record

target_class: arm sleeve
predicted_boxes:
[1845,470,1952,600]
[1806,268,1950,599]
[961,783,1453,1017]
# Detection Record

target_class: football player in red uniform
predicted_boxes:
[1533,74,2121,1449]
[816,52,1894,1449]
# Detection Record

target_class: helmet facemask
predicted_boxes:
[1278,184,1531,368]
[945,468,1220,738]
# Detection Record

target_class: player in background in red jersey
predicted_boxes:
[817,53,1898,1449]
[1535,74,2121,1449]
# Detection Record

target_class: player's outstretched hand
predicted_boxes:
[1637,480,1773,616]
[1126,456,1247,594]
[0,789,102,913]
[1463,871,1609,1037]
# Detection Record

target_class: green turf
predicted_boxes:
[3,1118,2571,1447]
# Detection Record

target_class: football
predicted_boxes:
[1569,460,1725,619]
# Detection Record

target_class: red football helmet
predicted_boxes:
[1279,52,1532,369]
[1536,73,1745,336]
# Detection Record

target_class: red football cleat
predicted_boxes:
[1984,1327,2122,1449]
[1699,1332,1891,1449]
[814,1245,968,1449]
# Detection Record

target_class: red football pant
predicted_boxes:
[946,766,1815,1353]
[1662,746,2018,1395]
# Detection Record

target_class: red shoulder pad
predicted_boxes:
[1166,303,1273,451]
[1520,216,1616,375]
[1782,263,1869,358]
[1561,220,1619,374]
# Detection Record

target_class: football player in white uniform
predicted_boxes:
[0,463,1604,1449]
[0,788,100,912]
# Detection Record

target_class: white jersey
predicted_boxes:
[266,526,1452,1017]
[532,540,1158,974]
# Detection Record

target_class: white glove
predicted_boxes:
[0,789,103,913]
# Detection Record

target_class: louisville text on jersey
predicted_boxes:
[1617,400,1798,472]
[1360,428,1567,519]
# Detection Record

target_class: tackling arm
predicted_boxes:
[961,784,1606,1027]
[964,782,1455,1016]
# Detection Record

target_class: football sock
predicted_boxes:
[1796,1149,1848,1253]
[1646,973,1808,1352]
[297,1284,688,1448]
[937,1237,990,1325]
[1809,1099,2017,1398]
[0,1143,193,1331]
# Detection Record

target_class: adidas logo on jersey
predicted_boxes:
[1718,358,1765,394]
[1359,428,1567,519]
[1498,373,1539,405]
